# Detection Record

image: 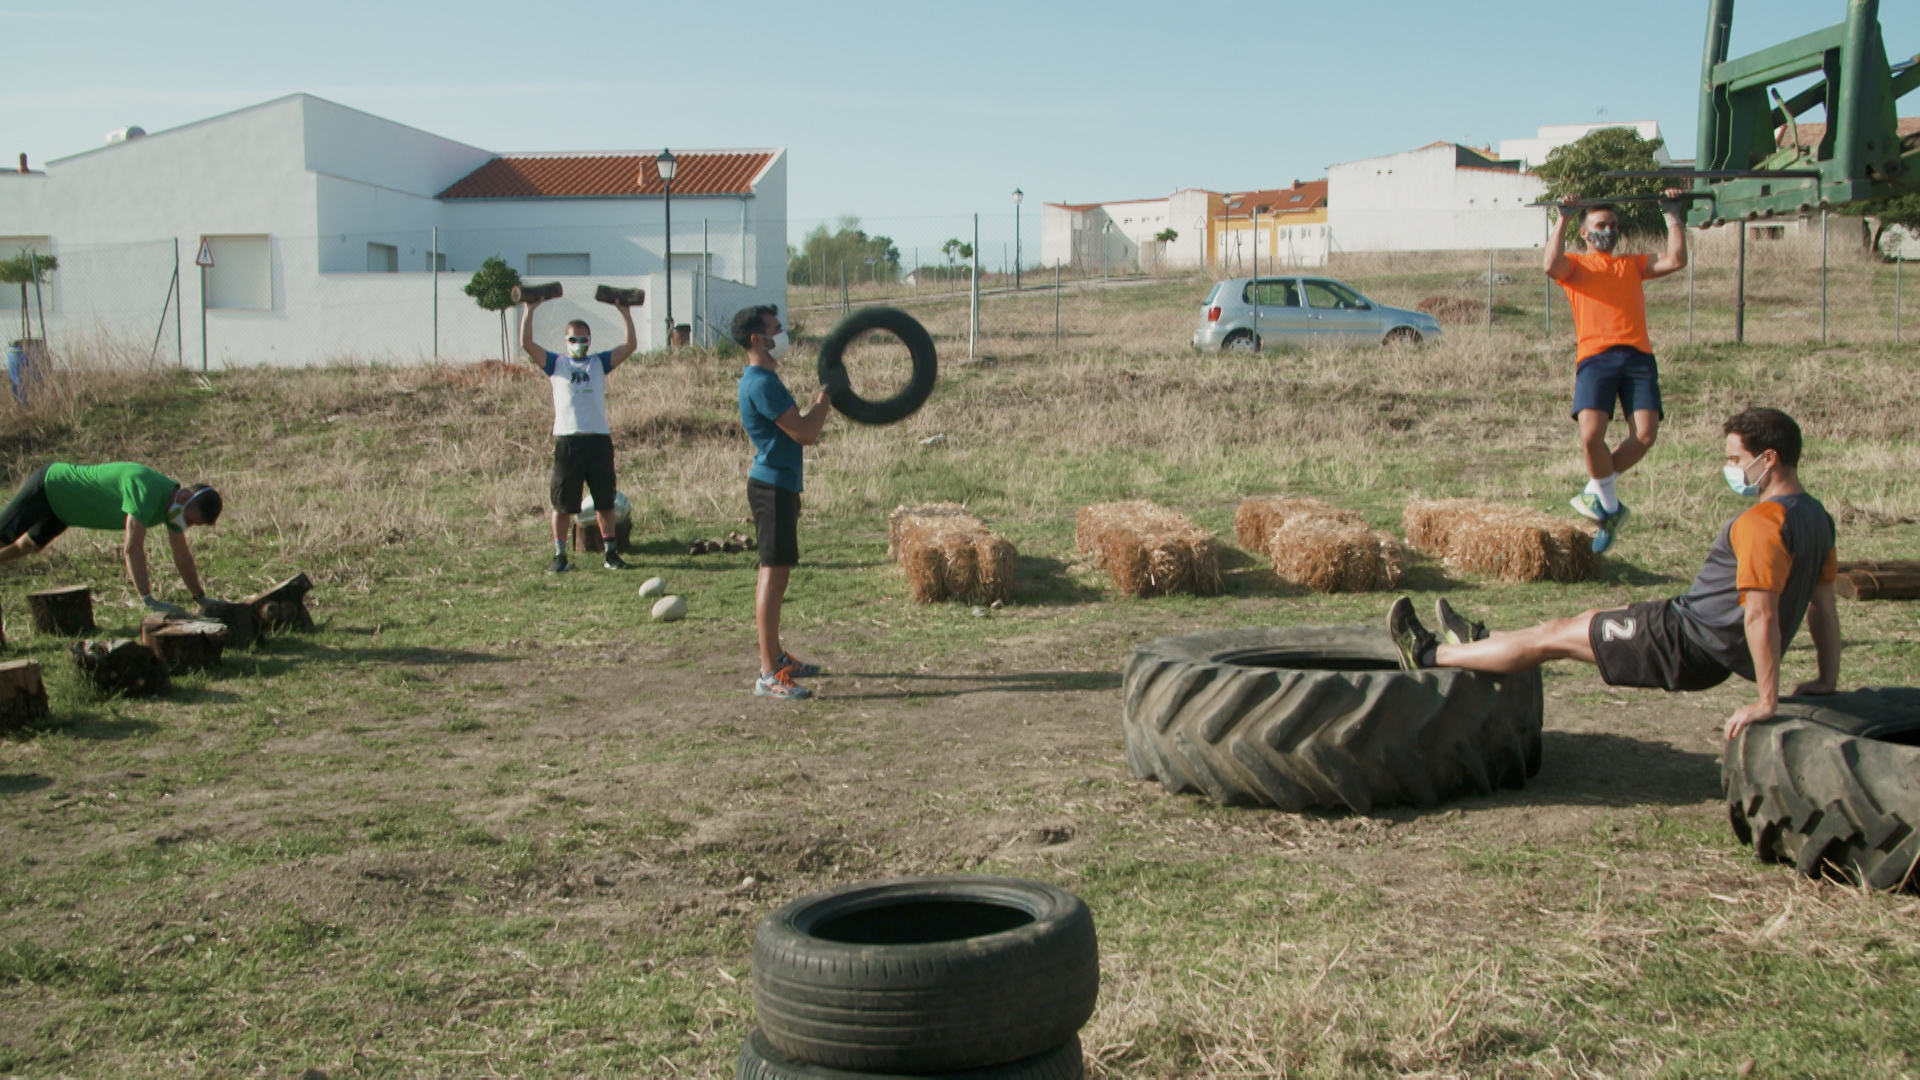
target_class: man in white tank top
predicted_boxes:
[520,293,638,572]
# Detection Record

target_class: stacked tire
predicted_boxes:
[740,876,1097,1079]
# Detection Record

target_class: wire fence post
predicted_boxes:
[150,254,179,364]
[1897,254,1904,345]
[173,237,183,366]
[1819,208,1829,346]
[28,253,47,349]
[1053,263,1061,350]
[969,213,980,359]
[839,261,848,316]
[431,225,439,360]
[1687,239,1695,345]
[1486,249,1494,344]
[200,256,208,373]
[1543,214,1551,339]
[1735,223,1747,345]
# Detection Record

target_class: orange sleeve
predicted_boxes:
[1819,547,1838,586]
[1732,502,1793,598]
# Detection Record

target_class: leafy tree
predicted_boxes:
[1535,127,1668,238]
[939,238,975,276]
[788,216,900,286]
[464,255,521,362]
[1837,192,1920,259]
[0,248,57,344]
[1154,228,1179,243]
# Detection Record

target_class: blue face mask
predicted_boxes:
[1723,457,1770,498]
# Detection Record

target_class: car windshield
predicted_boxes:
[1243,279,1300,307]
[1304,280,1368,310]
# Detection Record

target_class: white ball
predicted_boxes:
[651,595,687,622]
[576,492,633,525]
[637,576,667,598]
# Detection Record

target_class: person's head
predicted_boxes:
[730,305,783,358]
[564,320,591,359]
[176,484,222,528]
[1580,204,1621,253]
[1723,407,1802,494]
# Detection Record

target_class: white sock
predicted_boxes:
[1593,474,1620,513]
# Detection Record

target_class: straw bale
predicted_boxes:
[889,503,1017,605]
[1075,500,1221,598]
[1403,498,1602,583]
[1234,496,1402,593]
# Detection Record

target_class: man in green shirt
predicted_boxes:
[0,462,224,615]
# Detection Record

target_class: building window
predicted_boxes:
[426,251,448,272]
[528,253,590,276]
[0,236,52,311]
[205,235,272,310]
[366,243,398,273]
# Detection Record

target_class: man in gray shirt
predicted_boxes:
[1388,407,1840,741]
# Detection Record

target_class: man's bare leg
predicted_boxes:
[1607,409,1661,476]
[0,537,38,566]
[1435,610,1600,674]
[1577,409,1615,481]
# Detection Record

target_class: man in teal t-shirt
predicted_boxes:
[0,462,225,615]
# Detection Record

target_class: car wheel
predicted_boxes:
[1221,330,1256,352]
[1383,327,1423,346]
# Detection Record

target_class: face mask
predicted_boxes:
[1586,227,1619,253]
[767,331,790,361]
[1723,457,1770,498]
[566,336,590,359]
[168,497,190,531]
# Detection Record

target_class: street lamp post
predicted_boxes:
[1012,188,1023,291]
[656,148,677,348]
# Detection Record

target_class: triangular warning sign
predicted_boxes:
[195,238,215,268]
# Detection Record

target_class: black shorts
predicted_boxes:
[748,480,801,567]
[0,466,67,548]
[550,434,616,515]
[1589,600,1733,692]
[1571,346,1663,420]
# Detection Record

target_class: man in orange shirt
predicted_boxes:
[1389,408,1839,742]
[1545,191,1689,552]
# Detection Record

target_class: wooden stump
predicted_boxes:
[194,599,256,650]
[28,586,94,636]
[246,573,314,632]
[140,617,230,671]
[1835,561,1920,601]
[573,519,632,554]
[70,639,171,696]
[0,659,48,732]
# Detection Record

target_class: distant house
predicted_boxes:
[1211,180,1330,271]
[1040,189,1220,272]
[1499,121,1674,170]
[0,93,787,365]
[1327,143,1547,253]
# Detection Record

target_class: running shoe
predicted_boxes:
[1591,502,1631,555]
[603,551,630,571]
[776,651,822,678]
[754,669,812,700]
[1569,492,1606,522]
[1435,597,1471,645]
[549,554,572,574]
[1387,597,1437,671]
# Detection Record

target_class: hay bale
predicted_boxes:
[1234,496,1403,593]
[1403,498,1602,584]
[1075,501,1221,599]
[890,504,1018,605]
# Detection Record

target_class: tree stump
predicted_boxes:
[247,573,314,632]
[140,617,230,672]
[1835,561,1920,601]
[194,599,256,650]
[0,659,49,732]
[29,586,95,636]
[70,639,171,695]
[572,519,632,554]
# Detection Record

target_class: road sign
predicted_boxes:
[195,239,214,268]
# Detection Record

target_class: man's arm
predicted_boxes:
[773,389,834,447]
[1543,199,1577,280]
[122,518,181,614]
[1726,589,1784,740]
[606,303,637,370]
[1645,188,1690,279]
[167,528,207,601]
[519,300,547,367]
[1793,583,1841,696]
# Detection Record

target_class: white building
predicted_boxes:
[1327,143,1548,253]
[0,94,786,366]
[1498,121,1674,171]
[1040,189,1220,272]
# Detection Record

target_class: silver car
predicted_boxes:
[1192,275,1441,350]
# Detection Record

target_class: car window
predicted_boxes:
[1248,279,1300,307]
[1304,280,1368,310]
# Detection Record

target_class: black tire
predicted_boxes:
[737,1030,1084,1080]
[1122,626,1542,814]
[816,307,938,426]
[1383,327,1422,346]
[1221,329,1255,352]
[1724,687,1920,891]
[751,875,1098,1073]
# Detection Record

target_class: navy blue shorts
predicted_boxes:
[1571,346,1663,420]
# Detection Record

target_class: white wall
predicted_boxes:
[1328,144,1547,253]
[1499,121,1673,170]
[1164,190,1214,268]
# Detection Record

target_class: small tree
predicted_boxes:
[464,255,521,362]
[0,248,57,345]
[1838,192,1920,260]
[787,216,900,286]
[1535,128,1669,238]
[1154,228,1179,243]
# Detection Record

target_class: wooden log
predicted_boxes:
[1834,561,1920,601]
[194,599,256,650]
[572,519,632,554]
[28,586,94,636]
[69,639,171,696]
[0,659,48,732]
[246,572,314,632]
[140,617,230,671]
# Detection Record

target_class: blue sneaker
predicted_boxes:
[1591,502,1631,554]
[755,670,812,700]
[1569,492,1606,522]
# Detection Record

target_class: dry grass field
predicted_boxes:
[1,247,1917,1078]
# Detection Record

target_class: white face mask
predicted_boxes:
[767,331,790,361]
[566,336,591,359]
[1723,457,1770,498]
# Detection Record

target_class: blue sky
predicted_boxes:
[4,1,1915,232]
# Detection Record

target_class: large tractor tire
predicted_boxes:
[1122,626,1542,814]
[1724,687,1920,891]
[736,1030,1084,1080]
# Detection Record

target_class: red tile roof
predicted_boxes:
[1222,180,1328,216]
[439,151,775,199]
[1776,118,1920,149]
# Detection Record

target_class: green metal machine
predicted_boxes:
[1690,0,1917,226]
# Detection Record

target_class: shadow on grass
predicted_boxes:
[1600,560,1685,587]
[1501,730,1721,810]
[827,669,1123,700]
[0,773,52,795]
[1010,556,1106,606]
[46,714,161,741]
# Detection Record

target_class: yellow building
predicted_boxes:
[1210,179,1329,271]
